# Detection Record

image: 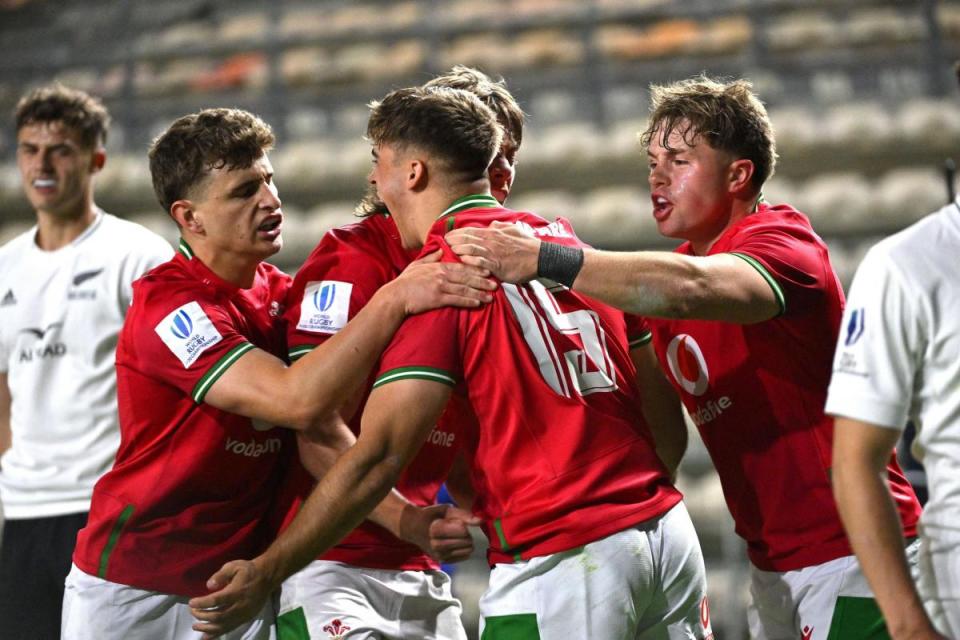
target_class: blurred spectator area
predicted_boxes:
[1,3,957,636]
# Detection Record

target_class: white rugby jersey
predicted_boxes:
[826,199,960,539]
[0,210,172,518]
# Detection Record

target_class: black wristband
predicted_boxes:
[537,241,584,288]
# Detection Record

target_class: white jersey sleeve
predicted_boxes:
[825,241,921,431]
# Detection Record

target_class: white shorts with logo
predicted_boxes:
[748,538,921,640]
[61,563,276,640]
[277,560,466,640]
[917,533,960,636]
[478,502,712,640]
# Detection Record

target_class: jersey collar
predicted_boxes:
[177,237,195,260]
[175,238,244,294]
[436,193,499,220]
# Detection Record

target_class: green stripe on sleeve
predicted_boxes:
[98,504,135,578]
[372,366,457,389]
[191,342,256,403]
[288,344,315,362]
[729,252,786,316]
[628,331,653,349]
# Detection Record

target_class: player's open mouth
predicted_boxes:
[33,178,56,190]
[652,195,672,221]
[257,216,282,237]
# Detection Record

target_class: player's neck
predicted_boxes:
[690,196,756,255]
[34,200,98,252]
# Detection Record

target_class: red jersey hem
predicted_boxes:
[320,547,439,572]
[486,492,682,565]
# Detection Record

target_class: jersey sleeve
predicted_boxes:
[283,232,388,362]
[136,287,258,404]
[373,306,461,390]
[825,245,920,431]
[624,313,652,349]
[726,222,829,317]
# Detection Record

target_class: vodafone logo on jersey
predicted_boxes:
[666,334,734,426]
[666,334,710,396]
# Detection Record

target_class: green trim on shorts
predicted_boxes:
[288,344,315,362]
[482,614,541,640]
[98,504,135,578]
[276,607,310,640]
[826,596,890,640]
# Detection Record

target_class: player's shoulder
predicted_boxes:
[96,212,174,255]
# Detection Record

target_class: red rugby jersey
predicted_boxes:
[281,214,454,571]
[375,194,681,565]
[649,203,922,571]
[73,241,294,596]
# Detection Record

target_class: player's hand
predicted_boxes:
[189,558,277,639]
[400,503,482,563]
[392,250,496,314]
[445,221,540,284]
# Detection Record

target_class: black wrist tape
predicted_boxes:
[537,241,584,288]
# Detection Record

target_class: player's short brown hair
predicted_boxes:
[148,108,274,213]
[424,65,525,148]
[640,75,777,193]
[15,83,110,150]
[366,86,502,186]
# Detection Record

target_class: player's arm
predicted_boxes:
[293,417,453,550]
[188,378,452,638]
[446,222,779,323]
[832,417,945,640]
[631,343,686,477]
[0,373,10,458]
[203,253,493,431]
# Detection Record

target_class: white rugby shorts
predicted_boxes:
[277,560,465,640]
[61,563,275,639]
[748,538,921,640]
[478,502,712,639]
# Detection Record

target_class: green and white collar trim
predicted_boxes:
[436,194,499,220]
[178,238,195,259]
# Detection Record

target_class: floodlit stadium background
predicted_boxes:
[1,1,956,637]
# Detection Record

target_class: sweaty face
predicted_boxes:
[16,121,100,219]
[488,131,518,204]
[647,122,737,254]
[189,154,283,261]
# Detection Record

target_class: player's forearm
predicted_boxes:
[255,440,406,587]
[833,463,934,639]
[284,289,408,429]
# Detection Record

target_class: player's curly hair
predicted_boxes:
[424,65,525,148]
[366,86,502,187]
[640,75,777,193]
[148,108,274,213]
[15,83,110,150]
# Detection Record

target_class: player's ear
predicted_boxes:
[408,159,427,191]
[171,200,203,234]
[90,148,106,174]
[728,158,755,196]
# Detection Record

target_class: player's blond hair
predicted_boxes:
[148,108,274,213]
[641,75,777,193]
[424,65,525,148]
